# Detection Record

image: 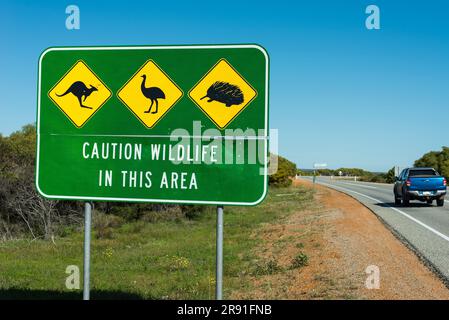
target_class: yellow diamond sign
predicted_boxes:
[48,60,112,128]
[117,60,183,129]
[189,59,257,129]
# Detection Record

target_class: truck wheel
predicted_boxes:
[437,199,444,207]
[395,196,401,205]
[403,194,410,207]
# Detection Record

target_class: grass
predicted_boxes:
[0,185,314,300]
[252,260,283,276]
[290,252,309,269]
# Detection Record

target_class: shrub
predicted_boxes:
[415,147,449,179]
[252,259,283,276]
[384,167,396,183]
[93,211,124,239]
[180,205,206,220]
[142,208,184,223]
[269,155,297,187]
[290,252,308,269]
[108,203,179,222]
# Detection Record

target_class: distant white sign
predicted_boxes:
[394,166,400,177]
[314,163,327,169]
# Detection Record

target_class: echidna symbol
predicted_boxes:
[201,81,244,107]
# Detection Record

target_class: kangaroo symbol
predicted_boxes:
[56,81,98,109]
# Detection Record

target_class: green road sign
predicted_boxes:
[36,45,269,205]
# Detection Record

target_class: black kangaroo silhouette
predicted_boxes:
[140,74,165,114]
[56,81,98,109]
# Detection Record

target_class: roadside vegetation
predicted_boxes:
[2,123,447,299]
[414,147,449,179]
[0,183,311,299]
[297,147,449,184]
[269,155,297,187]
[0,123,306,299]
[298,167,396,183]
[0,124,298,241]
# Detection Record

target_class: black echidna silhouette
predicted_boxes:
[201,81,244,107]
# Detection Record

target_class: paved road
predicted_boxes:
[299,176,449,282]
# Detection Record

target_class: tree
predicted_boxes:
[335,167,370,177]
[414,147,449,179]
[316,169,336,176]
[269,155,297,187]
[0,124,302,239]
[384,167,396,183]
[0,125,65,240]
[414,151,439,170]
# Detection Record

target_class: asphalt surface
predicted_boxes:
[299,176,449,283]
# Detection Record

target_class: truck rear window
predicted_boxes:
[409,169,437,177]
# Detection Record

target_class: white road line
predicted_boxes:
[317,181,449,244]
[338,182,377,189]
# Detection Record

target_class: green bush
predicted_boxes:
[316,169,336,176]
[0,124,302,239]
[108,203,178,222]
[141,208,184,223]
[415,147,449,179]
[335,167,371,177]
[269,155,297,187]
[180,205,206,220]
[384,167,396,183]
[290,252,308,269]
[0,125,77,239]
[252,259,283,276]
[93,211,124,239]
[109,205,144,221]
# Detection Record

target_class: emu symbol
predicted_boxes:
[140,74,165,114]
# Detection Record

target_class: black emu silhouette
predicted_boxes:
[56,81,98,109]
[201,81,244,107]
[140,74,165,114]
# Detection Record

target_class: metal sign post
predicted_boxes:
[216,206,224,300]
[83,202,92,300]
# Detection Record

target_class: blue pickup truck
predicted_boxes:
[394,168,447,206]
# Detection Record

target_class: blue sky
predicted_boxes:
[1,0,448,171]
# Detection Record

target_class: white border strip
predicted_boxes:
[47,133,269,140]
[36,44,269,205]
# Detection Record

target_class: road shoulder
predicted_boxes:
[231,179,449,299]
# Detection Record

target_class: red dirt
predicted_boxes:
[231,179,449,299]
